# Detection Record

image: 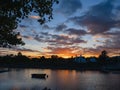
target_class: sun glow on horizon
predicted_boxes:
[0,0,120,59]
[0,47,119,59]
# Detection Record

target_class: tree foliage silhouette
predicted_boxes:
[99,50,109,63]
[0,0,59,47]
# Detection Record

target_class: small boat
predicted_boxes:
[31,74,48,79]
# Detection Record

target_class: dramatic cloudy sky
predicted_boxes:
[1,0,120,58]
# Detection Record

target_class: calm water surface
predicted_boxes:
[0,68,120,90]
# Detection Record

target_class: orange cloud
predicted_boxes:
[45,47,82,58]
[1,47,119,59]
[20,51,41,58]
[29,15,40,19]
[43,46,103,58]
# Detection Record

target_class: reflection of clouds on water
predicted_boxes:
[0,69,120,90]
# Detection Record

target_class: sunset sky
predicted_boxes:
[0,0,120,58]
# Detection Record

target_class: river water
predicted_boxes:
[0,69,120,90]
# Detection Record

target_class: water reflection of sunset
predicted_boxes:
[50,70,78,85]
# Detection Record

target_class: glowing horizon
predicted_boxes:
[0,0,120,58]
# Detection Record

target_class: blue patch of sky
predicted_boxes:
[23,38,47,52]
[81,0,104,13]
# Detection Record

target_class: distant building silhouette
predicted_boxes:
[89,58,96,63]
[74,55,87,63]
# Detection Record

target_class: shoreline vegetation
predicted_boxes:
[0,51,120,71]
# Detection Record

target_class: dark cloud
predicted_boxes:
[55,24,67,31]
[59,0,82,15]
[69,0,120,35]
[19,24,28,28]
[42,24,54,30]
[49,34,86,45]
[101,35,120,50]
[22,35,33,40]
[91,30,120,56]
[33,32,86,46]
[51,34,69,40]
[103,31,120,37]
[40,32,50,36]
[42,24,51,29]
[0,47,41,56]
[84,48,101,55]
[71,38,87,43]
[65,28,87,36]
[34,36,43,42]
[15,47,41,53]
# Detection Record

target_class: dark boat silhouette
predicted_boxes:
[31,74,48,79]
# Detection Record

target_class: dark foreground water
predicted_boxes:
[0,69,120,90]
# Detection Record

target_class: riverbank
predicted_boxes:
[0,55,120,71]
[0,63,120,72]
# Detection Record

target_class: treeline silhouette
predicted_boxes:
[0,51,120,70]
